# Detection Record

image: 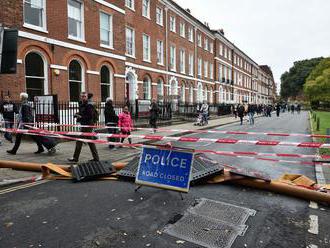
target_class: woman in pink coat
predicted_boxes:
[118,105,133,144]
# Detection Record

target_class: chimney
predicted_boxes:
[186,8,191,14]
[218,29,225,35]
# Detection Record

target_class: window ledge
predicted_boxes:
[143,59,152,64]
[100,44,114,50]
[156,22,164,27]
[170,68,177,72]
[23,23,48,34]
[68,36,86,43]
[142,15,151,20]
[157,63,165,66]
[126,6,135,12]
[125,54,136,59]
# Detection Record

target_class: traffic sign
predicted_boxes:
[136,147,193,193]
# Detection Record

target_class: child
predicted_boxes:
[118,105,133,145]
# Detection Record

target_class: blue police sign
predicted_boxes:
[136,147,194,193]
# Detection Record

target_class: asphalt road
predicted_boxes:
[0,111,329,248]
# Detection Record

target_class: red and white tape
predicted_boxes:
[3,128,329,149]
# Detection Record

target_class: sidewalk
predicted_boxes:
[0,115,242,185]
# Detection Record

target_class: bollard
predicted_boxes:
[316,117,320,131]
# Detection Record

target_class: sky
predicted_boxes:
[174,0,330,91]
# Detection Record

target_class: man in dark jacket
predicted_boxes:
[68,92,100,162]
[0,95,18,142]
[104,98,118,149]
[237,104,245,125]
[149,99,159,133]
[7,93,44,155]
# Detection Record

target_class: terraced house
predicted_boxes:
[0,0,276,105]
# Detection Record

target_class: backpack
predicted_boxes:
[89,104,99,124]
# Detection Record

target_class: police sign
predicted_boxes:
[136,147,193,193]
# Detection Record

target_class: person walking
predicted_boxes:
[291,104,295,114]
[104,98,119,149]
[149,99,159,133]
[237,104,245,125]
[276,103,281,117]
[7,93,45,155]
[68,92,99,163]
[0,95,18,143]
[118,105,133,145]
[247,104,255,125]
[201,101,209,125]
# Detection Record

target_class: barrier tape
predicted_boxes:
[2,120,330,139]
[1,127,330,168]
[2,127,329,149]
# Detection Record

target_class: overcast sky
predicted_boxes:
[175,0,330,89]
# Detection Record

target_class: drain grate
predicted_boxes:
[189,198,256,225]
[71,161,115,182]
[163,213,247,248]
[163,199,256,248]
[116,153,224,183]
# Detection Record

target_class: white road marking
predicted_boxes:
[307,245,318,248]
[309,201,319,209]
[308,215,319,235]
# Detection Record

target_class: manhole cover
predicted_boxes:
[163,213,247,248]
[189,198,256,225]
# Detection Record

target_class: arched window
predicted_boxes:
[143,76,151,100]
[180,83,185,103]
[210,89,214,104]
[189,85,193,103]
[170,79,178,96]
[69,60,83,102]
[197,83,203,103]
[157,78,164,100]
[25,52,46,100]
[100,65,113,102]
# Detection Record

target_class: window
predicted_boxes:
[25,52,46,100]
[23,0,46,30]
[188,53,194,76]
[170,16,176,32]
[179,22,185,37]
[125,0,134,10]
[188,27,193,42]
[157,79,164,99]
[100,66,112,102]
[224,47,227,58]
[180,84,185,102]
[210,42,213,54]
[179,49,185,74]
[157,40,164,65]
[68,0,84,40]
[219,43,223,56]
[204,38,208,51]
[142,0,150,18]
[126,27,135,56]
[170,45,176,71]
[198,58,202,77]
[210,63,213,79]
[204,61,208,78]
[197,34,202,47]
[228,49,231,60]
[100,12,113,48]
[156,7,163,26]
[142,34,151,62]
[143,76,151,100]
[218,64,222,81]
[189,85,194,103]
[69,60,83,102]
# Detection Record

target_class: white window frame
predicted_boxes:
[204,61,208,78]
[204,38,208,51]
[210,42,213,54]
[125,0,135,10]
[188,27,194,42]
[157,40,164,65]
[142,34,151,62]
[23,0,47,32]
[179,22,185,38]
[67,0,85,42]
[142,0,150,19]
[188,53,194,76]
[170,45,176,72]
[156,6,163,26]
[210,63,214,79]
[179,49,185,74]
[99,11,113,49]
[219,43,223,56]
[228,49,231,60]
[170,16,176,32]
[198,58,202,77]
[197,34,202,47]
[125,26,135,58]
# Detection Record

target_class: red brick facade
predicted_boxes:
[0,0,275,104]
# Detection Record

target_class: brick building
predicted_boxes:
[0,0,276,105]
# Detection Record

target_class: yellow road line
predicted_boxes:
[0,180,49,195]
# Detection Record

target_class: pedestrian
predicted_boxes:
[201,101,209,125]
[247,104,255,125]
[233,104,238,118]
[291,104,295,114]
[149,99,159,133]
[7,93,45,155]
[267,105,272,117]
[237,104,245,125]
[104,98,119,149]
[118,105,133,145]
[276,103,281,117]
[297,104,301,114]
[0,95,18,143]
[68,92,99,163]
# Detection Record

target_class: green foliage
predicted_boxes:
[280,57,323,99]
[304,57,330,103]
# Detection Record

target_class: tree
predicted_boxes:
[304,57,330,104]
[280,57,323,99]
